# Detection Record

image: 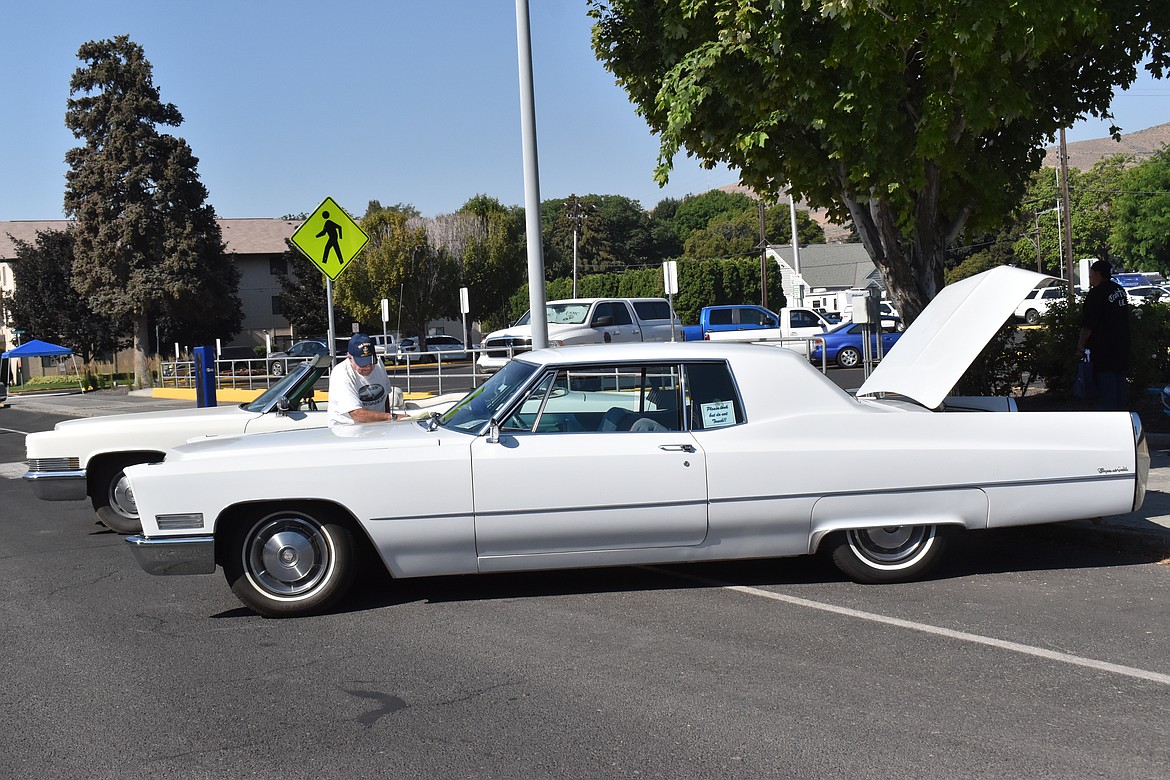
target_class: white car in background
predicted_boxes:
[1013,284,1066,324]
[123,267,1148,618]
[24,357,458,534]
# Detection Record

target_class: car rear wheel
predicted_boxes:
[1024,309,1040,325]
[270,360,286,377]
[828,524,950,583]
[91,457,154,534]
[223,507,355,617]
[836,347,862,368]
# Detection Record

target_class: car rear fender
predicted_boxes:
[808,488,988,553]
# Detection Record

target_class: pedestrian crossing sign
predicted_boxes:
[290,197,369,281]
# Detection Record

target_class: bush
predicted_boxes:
[1016,298,1170,396]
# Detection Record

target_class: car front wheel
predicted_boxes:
[223,507,356,617]
[1024,308,1040,325]
[836,347,862,368]
[270,360,286,377]
[828,524,950,583]
[91,458,154,534]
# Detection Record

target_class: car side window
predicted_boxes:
[502,364,683,433]
[741,308,770,327]
[684,362,745,430]
[790,311,816,328]
[709,309,733,326]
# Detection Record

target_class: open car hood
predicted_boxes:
[857,266,1055,408]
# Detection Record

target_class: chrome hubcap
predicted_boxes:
[245,515,332,598]
[847,525,935,570]
[109,473,138,519]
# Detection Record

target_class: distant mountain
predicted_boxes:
[1043,122,1170,170]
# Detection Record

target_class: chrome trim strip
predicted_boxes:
[23,469,88,501]
[125,535,216,575]
[709,473,1136,506]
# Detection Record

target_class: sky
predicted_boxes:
[2,1,1167,223]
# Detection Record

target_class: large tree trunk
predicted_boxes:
[841,163,969,324]
[132,315,151,389]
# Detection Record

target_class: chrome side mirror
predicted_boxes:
[276,396,292,415]
[485,418,502,444]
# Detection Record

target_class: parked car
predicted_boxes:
[478,297,681,372]
[267,340,330,376]
[392,337,420,364]
[1014,284,1066,324]
[810,318,903,368]
[371,334,398,358]
[1125,285,1165,305]
[122,266,1149,618]
[420,334,467,362]
[23,356,461,534]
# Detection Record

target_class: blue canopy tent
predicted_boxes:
[1,339,85,392]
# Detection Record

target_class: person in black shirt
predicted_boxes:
[1076,260,1131,411]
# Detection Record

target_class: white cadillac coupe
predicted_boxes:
[124,267,1149,617]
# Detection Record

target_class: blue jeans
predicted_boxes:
[1093,370,1128,411]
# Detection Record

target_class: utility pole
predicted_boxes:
[565,195,591,298]
[758,200,768,310]
[1059,128,1075,296]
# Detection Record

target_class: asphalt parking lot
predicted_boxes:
[1,394,1168,779]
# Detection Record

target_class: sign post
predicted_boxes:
[663,260,679,342]
[459,286,470,357]
[290,197,370,359]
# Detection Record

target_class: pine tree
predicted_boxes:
[64,36,241,387]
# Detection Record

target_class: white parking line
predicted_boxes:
[655,569,1170,687]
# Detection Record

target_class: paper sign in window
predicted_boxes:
[701,400,733,428]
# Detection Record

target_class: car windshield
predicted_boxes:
[514,303,591,327]
[438,359,540,433]
[243,361,324,413]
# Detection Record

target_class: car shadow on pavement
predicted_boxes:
[209,524,1169,619]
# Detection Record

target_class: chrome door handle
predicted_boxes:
[659,444,696,453]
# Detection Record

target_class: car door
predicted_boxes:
[591,301,641,343]
[471,363,708,567]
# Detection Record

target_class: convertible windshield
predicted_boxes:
[439,359,540,432]
[514,303,591,327]
[244,360,323,413]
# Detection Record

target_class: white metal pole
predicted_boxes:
[516,0,548,349]
[326,277,336,360]
[789,191,802,307]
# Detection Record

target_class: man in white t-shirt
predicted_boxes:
[328,334,405,428]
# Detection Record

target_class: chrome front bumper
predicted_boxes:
[126,534,216,575]
[24,469,88,501]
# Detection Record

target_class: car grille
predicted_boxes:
[483,337,532,359]
[27,457,81,472]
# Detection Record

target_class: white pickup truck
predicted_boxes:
[477,297,682,372]
[702,306,832,356]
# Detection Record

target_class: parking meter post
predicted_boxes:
[193,346,217,409]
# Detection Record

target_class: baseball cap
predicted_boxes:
[1090,259,1112,277]
[348,334,376,366]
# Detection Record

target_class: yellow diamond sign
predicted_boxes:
[291,197,369,281]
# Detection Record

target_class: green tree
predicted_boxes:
[64,36,241,387]
[589,0,1168,322]
[670,190,757,243]
[457,196,528,331]
[542,194,654,277]
[649,197,684,261]
[1112,146,1170,275]
[684,202,824,258]
[6,229,128,364]
[276,244,354,337]
[334,204,461,348]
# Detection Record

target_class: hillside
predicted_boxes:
[1043,122,1170,170]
